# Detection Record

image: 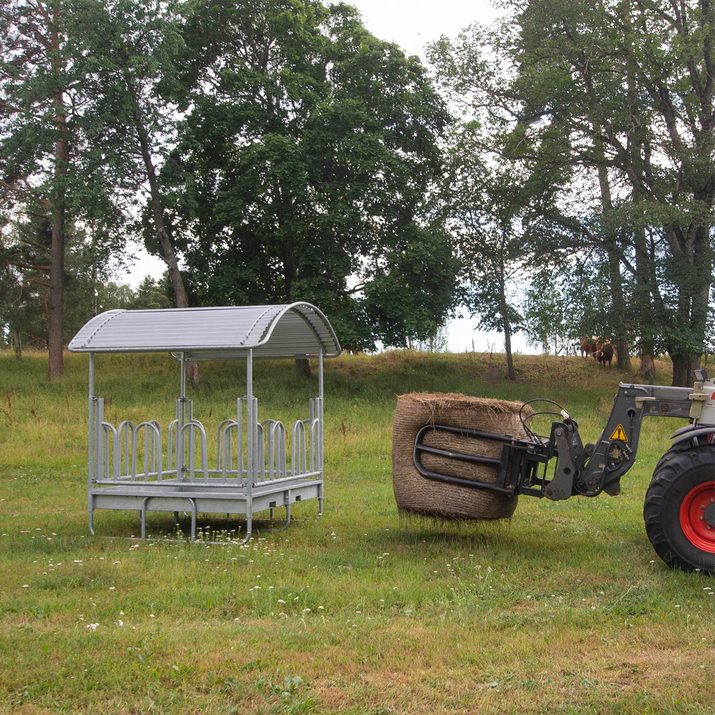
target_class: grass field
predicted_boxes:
[0,350,713,714]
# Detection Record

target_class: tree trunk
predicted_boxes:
[47,40,68,380]
[499,275,516,380]
[596,154,630,372]
[671,353,700,388]
[47,203,64,378]
[640,352,656,380]
[668,224,710,387]
[633,213,661,384]
[295,358,312,379]
[615,339,630,371]
[13,329,22,362]
[504,325,516,381]
[124,68,198,384]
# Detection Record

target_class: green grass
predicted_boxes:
[0,350,713,714]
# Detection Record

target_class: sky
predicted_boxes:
[123,0,538,354]
[346,0,497,56]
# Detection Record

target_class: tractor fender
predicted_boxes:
[671,425,715,448]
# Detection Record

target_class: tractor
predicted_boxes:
[412,370,715,574]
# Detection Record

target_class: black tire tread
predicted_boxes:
[644,446,715,574]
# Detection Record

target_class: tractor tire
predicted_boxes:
[644,446,715,574]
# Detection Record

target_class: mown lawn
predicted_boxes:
[0,350,713,714]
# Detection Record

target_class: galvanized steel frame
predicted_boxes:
[78,304,335,544]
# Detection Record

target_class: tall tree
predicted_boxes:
[438,125,536,379]
[163,0,456,355]
[71,0,199,379]
[432,0,715,384]
[0,0,73,377]
[504,0,714,385]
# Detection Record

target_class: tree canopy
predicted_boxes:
[159,0,457,351]
[430,0,715,383]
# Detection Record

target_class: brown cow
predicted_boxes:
[579,337,598,359]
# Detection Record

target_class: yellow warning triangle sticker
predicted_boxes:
[610,424,628,441]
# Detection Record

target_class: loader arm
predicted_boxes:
[575,384,694,497]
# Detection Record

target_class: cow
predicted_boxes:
[597,341,614,367]
[579,337,599,359]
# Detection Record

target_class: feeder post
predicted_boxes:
[180,351,186,401]
[246,348,254,540]
[246,349,253,487]
[318,349,324,470]
[88,353,96,534]
[88,352,95,484]
[179,352,186,480]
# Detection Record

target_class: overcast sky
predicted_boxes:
[346,0,499,59]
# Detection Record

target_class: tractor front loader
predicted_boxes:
[412,370,715,573]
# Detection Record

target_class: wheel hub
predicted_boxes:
[705,503,715,528]
[680,481,715,552]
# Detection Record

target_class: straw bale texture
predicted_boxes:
[392,392,531,520]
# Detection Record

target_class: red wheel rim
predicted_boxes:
[679,481,715,553]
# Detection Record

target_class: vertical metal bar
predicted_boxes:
[318,349,324,515]
[88,353,96,534]
[96,399,105,480]
[169,402,180,471]
[301,420,307,473]
[291,421,298,476]
[130,425,138,480]
[121,423,130,477]
[179,353,186,481]
[318,349,324,472]
[277,423,286,478]
[237,398,244,480]
[113,425,120,479]
[189,498,197,541]
[154,422,163,481]
[188,400,195,482]
[267,423,274,480]
[143,425,149,481]
[88,354,95,486]
[255,400,262,480]
[246,350,253,536]
[104,426,110,478]
[225,427,232,481]
[309,399,315,471]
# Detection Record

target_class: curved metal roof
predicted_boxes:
[68,303,341,360]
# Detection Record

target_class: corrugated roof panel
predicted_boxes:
[68,303,341,359]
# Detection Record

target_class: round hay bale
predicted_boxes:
[392,392,531,520]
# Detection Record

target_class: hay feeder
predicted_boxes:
[69,303,341,543]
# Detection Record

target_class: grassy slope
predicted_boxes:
[0,350,713,715]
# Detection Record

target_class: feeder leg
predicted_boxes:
[238,514,252,545]
[189,499,197,541]
[264,502,291,534]
[141,497,150,539]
